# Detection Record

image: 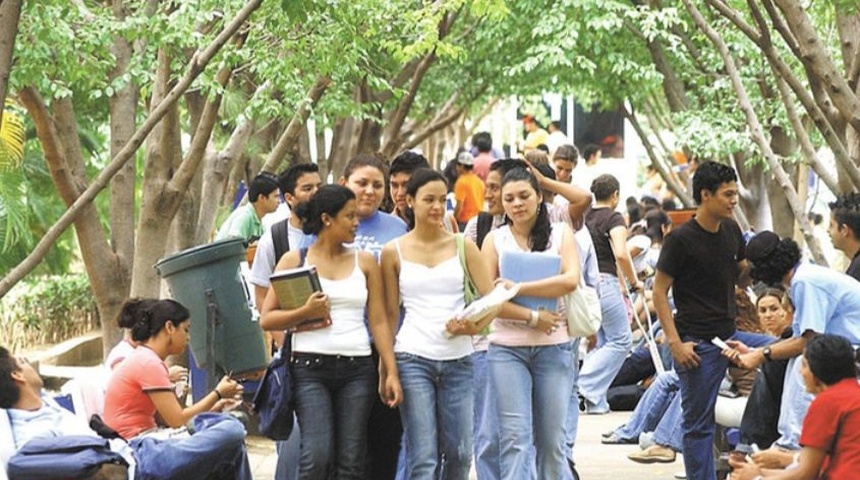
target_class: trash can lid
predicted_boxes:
[154,237,247,279]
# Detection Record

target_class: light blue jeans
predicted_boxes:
[131,413,252,480]
[578,274,633,412]
[564,338,581,478]
[489,342,574,480]
[472,350,500,480]
[614,370,680,442]
[397,352,473,480]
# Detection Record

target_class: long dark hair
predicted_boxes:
[294,184,356,235]
[501,167,551,252]
[117,298,190,342]
[403,168,448,230]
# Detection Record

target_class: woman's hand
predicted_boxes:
[304,291,330,320]
[751,447,795,469]
[379,371,403,408]
[168,365,189,383]
[534,309,563,335]
[446,318,483,336]
[494,278,517,290]
[214,375,244,400]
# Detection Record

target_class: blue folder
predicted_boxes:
[499,251,561,312]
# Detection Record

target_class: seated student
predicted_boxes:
[103,298,252,480]
[0,347,131,479]
[729,334,860,479]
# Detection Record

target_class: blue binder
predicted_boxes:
[499,251,561,312]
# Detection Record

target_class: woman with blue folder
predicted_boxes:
[481,167,581,480]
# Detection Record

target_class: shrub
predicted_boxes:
[0,274,100,351]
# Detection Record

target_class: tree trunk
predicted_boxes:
[0,0,263,299]
[686,0,827,264]
[0,0,23,131]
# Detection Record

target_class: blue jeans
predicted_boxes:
[397,352,473,480]
[653,394,684,451]
[131,413,252,480]
[676,331,773,480]
[472,350,500,480]
[274,417,300,480]
[614,370,680,442]
[489,342,574,480]
[291,353,376,480]
[579,274,633,412]
[775,356,814,450]
[564,338,581,477]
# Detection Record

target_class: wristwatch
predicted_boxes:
[762,346,773,362]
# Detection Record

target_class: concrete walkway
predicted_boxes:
[246,411,686,479]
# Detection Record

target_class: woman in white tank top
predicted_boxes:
[261,185,400,480]
[380,169,494,480]
[481,167,580,480]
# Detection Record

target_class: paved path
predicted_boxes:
[247,411,687,479]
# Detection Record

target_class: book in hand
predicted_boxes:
[499,251,561,312]
[269,266,331,333]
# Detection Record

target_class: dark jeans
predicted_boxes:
[366,346,404,480]
[676,331,773,480]
[291,353,376,480]
[739,358,789,449]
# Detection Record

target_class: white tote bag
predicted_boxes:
[564,276,602,337]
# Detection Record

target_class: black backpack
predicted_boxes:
[272,218,291,263]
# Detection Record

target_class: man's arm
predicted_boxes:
[653,269,700,369]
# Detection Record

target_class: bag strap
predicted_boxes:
[476,212,493,249]
[455,234,469,278]
[272,219,291,262]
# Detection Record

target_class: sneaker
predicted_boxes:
[601,429,616,439]
[601,432,635,445]
[627,445,677,463]
[673,472,686,479]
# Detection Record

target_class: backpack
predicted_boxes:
[475,212,494,249]
[272,219,291,263]
[7,435,128,480]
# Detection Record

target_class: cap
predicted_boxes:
[456,151,474,166]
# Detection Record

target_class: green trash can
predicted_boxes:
[155,238,268,376]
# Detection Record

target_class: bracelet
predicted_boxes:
[527,310,539,327]
[213,389,223,400]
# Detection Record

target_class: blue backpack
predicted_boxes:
[7,435,128,480]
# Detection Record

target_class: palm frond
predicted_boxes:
[0,101,26,170]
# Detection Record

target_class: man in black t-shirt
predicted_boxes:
[828,193,860,282]
[652,162,770,480]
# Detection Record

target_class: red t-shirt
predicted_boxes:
[800,378,860,479]
[103,345,173,439]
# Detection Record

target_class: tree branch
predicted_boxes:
[261,75,331,172]
[0,0,264,299]
[0,0,23,132]
[684,0,827,264]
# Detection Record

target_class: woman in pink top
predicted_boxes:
[104,298,251,480]
[481,167,580,480]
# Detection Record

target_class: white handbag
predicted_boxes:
[564,276,602,337]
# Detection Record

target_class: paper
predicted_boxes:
[454,283,520,324]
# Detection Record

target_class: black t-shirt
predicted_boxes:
[847,251,860,283]
[656,218,745,339]
[585,207,626,275]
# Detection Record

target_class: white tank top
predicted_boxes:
[293,251,371,356]
[394,240,473,360]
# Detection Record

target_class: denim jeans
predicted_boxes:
[489,342,574,480]
[291,353,376,480]
[653,394,684,451]
[614,370,680,442]
[564,338,581,478]
[579,274,633,412]
[131,413,252,480]
[397,352,473,480]
[676,331,773,480]
[274,417,300,480]
[472,350,500,480]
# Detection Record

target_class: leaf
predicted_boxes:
[0,102,26,170]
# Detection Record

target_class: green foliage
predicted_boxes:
[0,273,99,351]
[0,102,25,170]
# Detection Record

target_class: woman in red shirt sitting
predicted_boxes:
[104,298,251,480]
